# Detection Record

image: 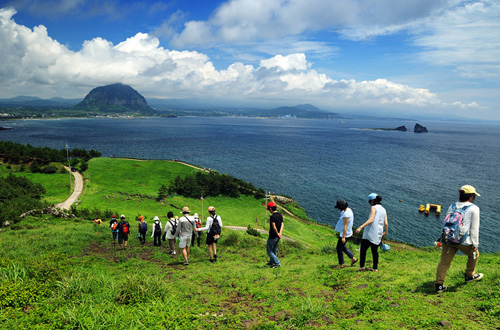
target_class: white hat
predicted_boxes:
[153,216,159,221]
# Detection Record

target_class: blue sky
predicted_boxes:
[1,0,499,119]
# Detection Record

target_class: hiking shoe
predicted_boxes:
[435,284,447,293]
[183,260,189,265]
[465,273,484,283]
[270,264,281,269]
[209,259,215,263]
[214,254,218,260]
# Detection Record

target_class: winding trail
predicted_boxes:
[55,167,84,210]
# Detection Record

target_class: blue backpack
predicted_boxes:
[441,203,470,245]
[139,221,148,233]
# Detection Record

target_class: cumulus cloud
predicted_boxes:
[0,7,474,113]
[168,0,450,47]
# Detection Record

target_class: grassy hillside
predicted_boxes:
[1,158,499,329]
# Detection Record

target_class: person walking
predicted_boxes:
[355,193,388,272]
[192,213,202,247]
[333,199,357,269]
[110,215,119,244]
[196,206,222,263]
[164,212,178,255]
[118,214,131,249]
[151,216,162,247]
[175,207,195,265]
[435,185,483,293]
[266,202,284,268]
[137,215,147,245]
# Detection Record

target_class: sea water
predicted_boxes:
[2,117,499,252]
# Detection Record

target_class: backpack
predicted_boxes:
[210,215,221,236]
[139,221,147,233]
[122,222,130,235]
[441,203,471,245]
[169,220,178,236]
[111,222,118,231]
[154,222,162,235]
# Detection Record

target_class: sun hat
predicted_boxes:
[153,216,159,221]
[120,214,125,219]
[266,202,276,210]
[460,185,480,196]
[193,213,199,218]
[368,193,378,201]
[334,199,347,209]
[181,206,190,214]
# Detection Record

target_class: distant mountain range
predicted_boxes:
[0,83,340,119]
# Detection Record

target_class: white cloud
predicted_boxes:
[0,7,476,114]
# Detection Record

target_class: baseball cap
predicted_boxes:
[266,202,276,210]
[460,185,480,196]
[120,214,125,219]
[368,193,378,201]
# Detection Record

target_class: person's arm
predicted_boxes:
[342,217,349,243]
[355,206,376,234]
[278,221,284,239]
[469,207,480,250]
[197,217,212,232]
[382,214,388,238]
[151,223,155,237]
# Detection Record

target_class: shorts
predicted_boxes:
[118,233,129,244]
[179,236,191,248]
[206,233,219,245]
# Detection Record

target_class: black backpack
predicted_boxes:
[169,219,178,236]
[154,222,162,235]
[210,215,221,236]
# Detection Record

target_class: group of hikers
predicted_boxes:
[101,184,483,291]
[332,185,483,293]
[108,206,222,265]
[104,202,284,268]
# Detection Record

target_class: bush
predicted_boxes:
[246,225,262,237]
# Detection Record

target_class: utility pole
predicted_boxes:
[201,195,204,222]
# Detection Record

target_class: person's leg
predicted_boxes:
[124,235,128,248]
[213,243,217,259]
[182,247,188,263]
[371,242,379,270]
[168,239,175,253]
[359,239,370,269]
[342,237,355,260]
[266,238,280,265]
[208,244,214,260]
[436,243,458,285]
[336,237,345,265]
[457,244,478,278]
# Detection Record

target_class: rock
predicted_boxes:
[395,125,407,131]
[438,320,452,327]
[414,123,428,133]
[2,221,11,227]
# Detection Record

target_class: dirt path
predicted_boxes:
[55,167,84,210]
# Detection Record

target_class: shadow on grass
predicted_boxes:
[414,280,469,294]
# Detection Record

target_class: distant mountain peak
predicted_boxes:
[75,83,154,113]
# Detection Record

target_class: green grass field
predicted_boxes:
[1,158,499,329]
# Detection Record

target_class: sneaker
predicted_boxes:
[435,284,447,293]
[209,259,215,263]
[270,264,281,269]
[184,260,189,265]
[214,254,218,260]
[465,273,484,283]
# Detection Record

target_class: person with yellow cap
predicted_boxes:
[435,185,483,293]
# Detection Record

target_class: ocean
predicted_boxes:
[1,117,499,252]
